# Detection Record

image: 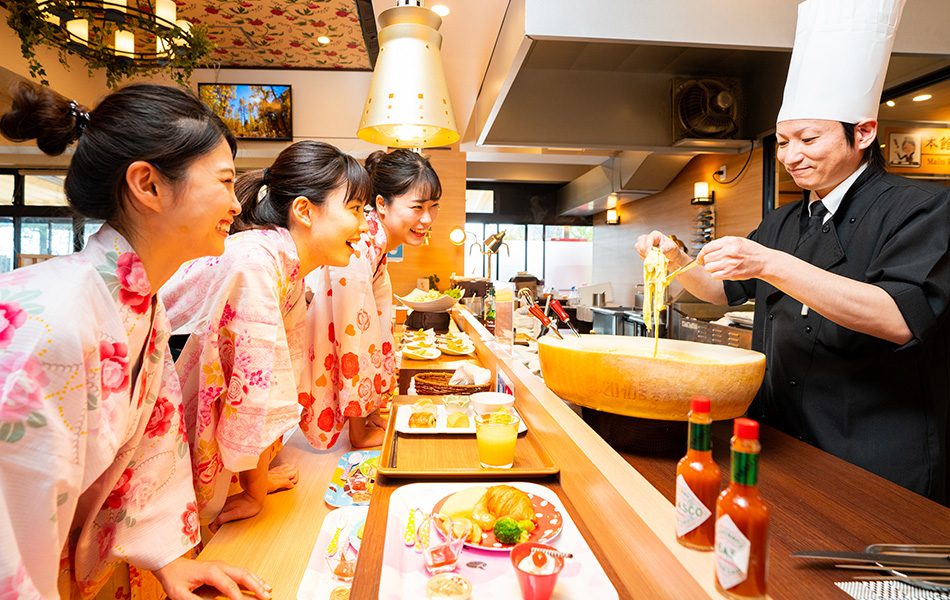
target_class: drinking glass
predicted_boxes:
[475,412,520,468]
[417,513,469,575]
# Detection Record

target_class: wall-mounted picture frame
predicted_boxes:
[198,83,293,141]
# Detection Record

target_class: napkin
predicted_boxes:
[448,363,491,386]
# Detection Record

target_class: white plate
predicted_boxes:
[402,347,441,361]
[395,404,527,435]
[437,343,476,356]
[396,294,460,313]
[379,482,618,600]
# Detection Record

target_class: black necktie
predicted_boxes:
[798,200,828,247]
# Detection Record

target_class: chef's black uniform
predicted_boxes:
[723,164,950,504]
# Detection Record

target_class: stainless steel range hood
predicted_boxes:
[473,0,950,215]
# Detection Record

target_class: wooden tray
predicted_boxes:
[377,400,559,479]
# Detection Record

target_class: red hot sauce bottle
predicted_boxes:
[675,395,720,551]
[714,418,769,599]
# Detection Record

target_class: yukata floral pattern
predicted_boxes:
[0,225,197,600]
[303,209,396,449]
[162,228,305,523]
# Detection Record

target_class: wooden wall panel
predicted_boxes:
[592,149,766,307]
[386,145,467,296]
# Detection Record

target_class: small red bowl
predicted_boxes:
[510,542,565,600]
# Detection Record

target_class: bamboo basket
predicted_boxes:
[413,372,491,395]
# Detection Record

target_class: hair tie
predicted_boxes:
[68,100,89,138]
[261,167,269,186]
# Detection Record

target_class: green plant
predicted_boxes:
[427,273,440,292]
[4,0,214,88]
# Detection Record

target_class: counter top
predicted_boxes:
[195,307,950,600]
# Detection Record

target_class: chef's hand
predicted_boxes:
[697,236,775,281]
[635,230,691,267]
[153,556,272,600]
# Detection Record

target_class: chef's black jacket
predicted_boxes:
[723,164,950,504]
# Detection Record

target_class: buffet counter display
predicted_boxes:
[195,307,950,600]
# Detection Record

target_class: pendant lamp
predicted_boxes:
[357,0,459,148]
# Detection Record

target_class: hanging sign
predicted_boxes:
[886,128,950,176]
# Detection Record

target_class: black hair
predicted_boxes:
[841,121,886,170]
[363,148,441,209]
[0,81,236,223]
[233,140,371,231]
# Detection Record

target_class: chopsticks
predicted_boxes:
[664,259,700,284]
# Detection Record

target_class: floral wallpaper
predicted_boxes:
[181,0,372,70]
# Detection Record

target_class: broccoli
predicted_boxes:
[493,517,532,545]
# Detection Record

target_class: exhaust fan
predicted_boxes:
[672,78,745,145]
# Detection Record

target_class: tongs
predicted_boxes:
[664,259,701,285]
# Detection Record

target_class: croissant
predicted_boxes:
[470,485,536,531]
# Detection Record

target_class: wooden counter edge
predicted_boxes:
[453,308,727,598]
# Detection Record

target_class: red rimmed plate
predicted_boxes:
[431,487,563,552]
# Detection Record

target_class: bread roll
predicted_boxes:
[408,411,436,428]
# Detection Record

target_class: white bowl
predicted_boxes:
[470,392,515,415]
[396,294,460,313]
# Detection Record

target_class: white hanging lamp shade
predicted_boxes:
[357,1,458,148]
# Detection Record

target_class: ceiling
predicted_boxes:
[1,0,949,210]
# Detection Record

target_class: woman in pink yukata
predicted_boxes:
[0,83,271,600]
[303,149,442,449]
[161,141,370,533]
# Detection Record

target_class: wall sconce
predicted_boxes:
[449,226,471,245]
[357,0,459,148]
[606,208,620,225]
[691,181,715,205]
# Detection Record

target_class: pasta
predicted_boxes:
[643,247,669,357]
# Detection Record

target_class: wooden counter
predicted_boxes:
[197,307,950,600]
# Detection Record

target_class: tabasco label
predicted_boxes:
[715,514,751,589]
[675,474,712,537]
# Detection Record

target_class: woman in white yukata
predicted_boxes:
[304,149,442,449]
[0,83,271,600]
[161,141,370,532]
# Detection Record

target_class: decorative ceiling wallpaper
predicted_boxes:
[181,0,373,70]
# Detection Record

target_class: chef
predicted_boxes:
[637,0,950,504]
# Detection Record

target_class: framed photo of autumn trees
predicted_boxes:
[198,83,293,141]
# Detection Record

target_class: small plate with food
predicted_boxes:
[402,346,441,361]
[437,340,476,356]
[431,484,563,551]
[397,288,463,313]
[396,400,526,434]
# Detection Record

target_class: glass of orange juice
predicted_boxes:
[475,412,520,468]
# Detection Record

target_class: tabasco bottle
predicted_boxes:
[714,418,769,599]
[484,287,496,335]
[675,395,720,551]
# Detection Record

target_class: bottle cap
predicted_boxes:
[733,418,759,440]
[689,395,711,413]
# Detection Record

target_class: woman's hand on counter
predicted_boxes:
[153,556,272,600]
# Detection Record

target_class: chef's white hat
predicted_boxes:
[777,0,906,124]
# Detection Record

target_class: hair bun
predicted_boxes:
[364,149,388,174]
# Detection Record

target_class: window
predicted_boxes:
[495,224,526,283]
[0,175,13,205]
[465,189,494,214]
[24,175,68,206]
[21,217,74,256]
[83,220,104,245]
[0,218,12,273]
[544,226,593,292]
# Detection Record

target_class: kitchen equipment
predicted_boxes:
[526,303,564,340]
[537,335,765,421]
[791,551,950,568]
[510,272,543,301]
[549,299,580,336]
[592,291,606,307]
[590,306,632,335]
[664,259,700,284]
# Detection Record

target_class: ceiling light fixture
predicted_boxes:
[8,0,209,88]
[357,0,459,148]
[885,100,896,107]
[912,94,932,102]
